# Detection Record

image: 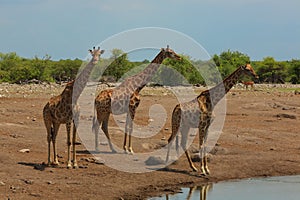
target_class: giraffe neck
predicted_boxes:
[63,60,96,103]
[124,51,166,92]
[199,66,245,109]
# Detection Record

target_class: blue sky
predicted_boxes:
[0,0,299,61]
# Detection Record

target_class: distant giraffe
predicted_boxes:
[43,47,104,168]
[93,46,181,153]
[242,81,254,90]
[166,64,258,175]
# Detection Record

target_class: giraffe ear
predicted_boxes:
[89,49,93,53]
[100,49,105,54]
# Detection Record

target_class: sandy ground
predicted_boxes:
[0,83,300,199]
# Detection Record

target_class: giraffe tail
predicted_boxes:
[175,134,179,155]
[50,126,54,140]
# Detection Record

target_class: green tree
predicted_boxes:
[103,50,133,81]
[213,50,250,79]
[288,59,300,84]
[155,55,204,86]
[256,57,287,83]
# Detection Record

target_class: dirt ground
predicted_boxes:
[0,83,300,200]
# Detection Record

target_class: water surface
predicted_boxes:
[150,175,300,200]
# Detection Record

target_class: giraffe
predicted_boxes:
[43,47,105,168]
[166,63,258,175]
[93,46,181,154]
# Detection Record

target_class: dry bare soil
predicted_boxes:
[0,83,300,199]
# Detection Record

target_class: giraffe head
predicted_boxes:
[161,45,181,61]
[89,47,105,64]
[242,63,259,79]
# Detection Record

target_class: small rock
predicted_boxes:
[275,113,296,119]
[148,118,154,122]
[19,149,30,153]
[100,141,108,146]
[95,159,105,165]
[30,193,41,197]
[23,179,34,184]
[145,156,164,166]
[282,107,295,110]
[47,181,53,185]
[0,181,5,186]
[32,117,36,121]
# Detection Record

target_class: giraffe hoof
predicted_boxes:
[200,171,208,176]
[192,168,198,172]
[205,169,210,175]
[128,150,134,155]
[52,161,60,166]
[73,164,78,169]
[111,149,117,153]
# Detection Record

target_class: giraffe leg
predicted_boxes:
[124,113,134,154]
[43,105,53,166]
[123,114,133,154]
[72,122,78,168]
[127,107,136,154]
[199,147,207,175]
[123,132,128,153]
[102,114,116,153]
[47,133,51,166]
[203,138,210,175]
[52,123,60,166]
[165,126,178,163]
[66,122,72,168]
[45,123,52,166]
[166,105,181,163]
[184,150,198,172]
[181,126,198,172]
[92,115,100,152]
[199,122,210,176]
[199,123,206,175]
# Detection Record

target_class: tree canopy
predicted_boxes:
[0,49,299,84]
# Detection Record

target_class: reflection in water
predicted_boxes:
[150,176,300,200]
[188,184,212,200]
[164,183,212,200]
